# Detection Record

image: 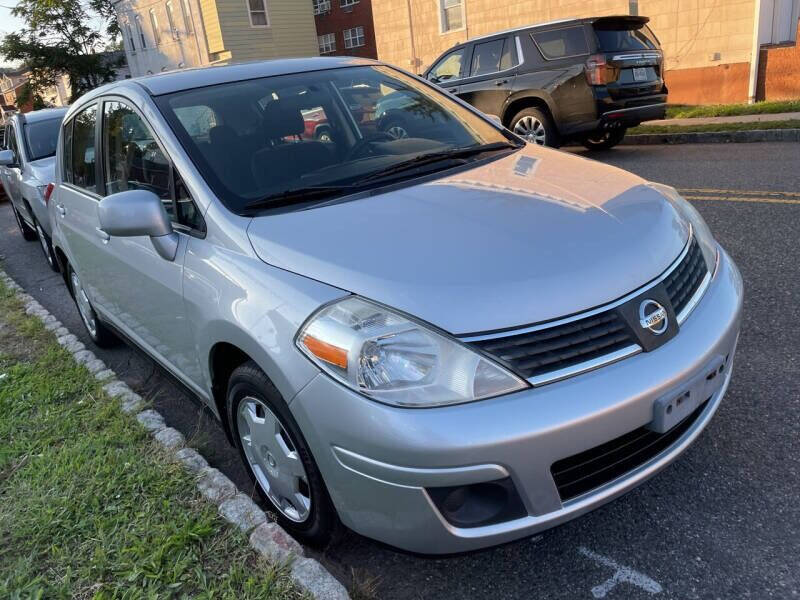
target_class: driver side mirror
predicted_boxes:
[98,190,180,261]
[0,149,18,168]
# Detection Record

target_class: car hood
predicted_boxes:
[27,156,56,185]
[247,145,688,335]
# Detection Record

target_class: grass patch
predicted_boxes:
[0,281,308,599]
[665,100,800,119]
[629,119,800,135]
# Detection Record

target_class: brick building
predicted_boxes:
[313,0,377,59]
[373,0,800,105]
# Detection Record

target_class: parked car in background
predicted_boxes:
[425,16,667,149]
[0,107,69,270]
[50,58,740,554]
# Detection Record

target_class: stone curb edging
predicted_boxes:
[622,127,800,145]
[0,269,350,600]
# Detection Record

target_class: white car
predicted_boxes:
[0,107,69,270]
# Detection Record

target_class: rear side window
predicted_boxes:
[532,26,589,60]
[470,38,513,76]
[71,104,98,193]
[594,25,659,52]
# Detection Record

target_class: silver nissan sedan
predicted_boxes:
[49,57,743,554]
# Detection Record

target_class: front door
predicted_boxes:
[457,37,516,118]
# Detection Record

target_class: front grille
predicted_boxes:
[550,399,708,502]
[471,311,635,380]
[664,238,708,316]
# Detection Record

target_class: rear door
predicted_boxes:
[457,36,516,118]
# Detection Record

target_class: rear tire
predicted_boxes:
[228,361,340,548]
[34,219,59,272]
[581,128,627,151]
[510,107,560,148]
[67,265,118,347]
[13,206,37,241]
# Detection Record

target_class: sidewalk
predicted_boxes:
[643,111,800,127]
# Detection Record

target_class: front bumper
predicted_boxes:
[290,248,743,554]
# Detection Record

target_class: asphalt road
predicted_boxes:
[1,142,798,599]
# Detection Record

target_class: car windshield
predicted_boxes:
[24,117,62,161]
[156,65,516,214]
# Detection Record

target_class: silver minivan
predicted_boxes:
[49,58,743,554]
[1,107,69,271]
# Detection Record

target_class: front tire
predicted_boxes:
[68,265,117,347]
[228,361,339,547]
[581,128,627,151]
[34,219,59,272]
[511,107,560,148]
[13,206,37,241]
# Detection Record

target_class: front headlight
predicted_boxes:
[296,296,529,407]
[647,182,718,270]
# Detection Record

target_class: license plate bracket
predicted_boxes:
[633,67,648,82]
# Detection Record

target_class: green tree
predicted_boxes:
[0,0,122,105]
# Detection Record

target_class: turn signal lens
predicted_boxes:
[43,183,55,205]
[301,334,348,369]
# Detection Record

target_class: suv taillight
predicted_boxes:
[43,182,55,205]
[585,54,619,85]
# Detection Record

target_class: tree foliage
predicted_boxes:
[0,0,122,105]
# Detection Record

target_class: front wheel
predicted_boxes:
[581,128,627,151]
[511,107,559,148]
[34,219,59,272]
[228,361,339,547]
[13,206,37,241]
[68,266,117,347]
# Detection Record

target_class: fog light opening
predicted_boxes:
[427,478,527,529]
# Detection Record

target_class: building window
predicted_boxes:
[318,32,336,54]
[166,1,179,39]
[135,15,147,49]
[343,26,365,49]
[313,0,331,15]
[149,9,161,45]
[340,0,358,7]
[440,0,464,33]
[126,23,136,52]
[182,0,194,34]
[247,0,269,27]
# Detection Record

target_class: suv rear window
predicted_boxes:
[532,26,589,60]
[594,24,659,52]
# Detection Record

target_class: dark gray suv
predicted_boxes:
[424,16,668,149]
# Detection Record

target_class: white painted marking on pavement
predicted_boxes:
[578,547,663,598]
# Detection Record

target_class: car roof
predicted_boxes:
[467,15,650,43]
[14,106,69,124]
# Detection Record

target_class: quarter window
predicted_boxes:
[428,47,464,81]
[247,0,269,27]
[71,104,97,193]
[440,0,464,33]
[318,32,336,54]
[470,38,512,76]
[343,26,365,49]
[532,26,589,60]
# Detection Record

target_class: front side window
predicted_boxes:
[343,26,365,49]
[247,0,269,27]
[532,26,589,60]
[71,104,97,193]
[150,9,161,45]
[440,0,464,33]
[24,117,61,161]
[318,32,336,54]
[470,39,512,76]
[428,48,464,82]
[156,65,516,216]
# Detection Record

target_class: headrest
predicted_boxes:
[262,100,305,139]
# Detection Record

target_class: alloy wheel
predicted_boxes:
[513,116,546,145]
[385,125,409,140]
[70,270,98,338]
[237,396,311,523]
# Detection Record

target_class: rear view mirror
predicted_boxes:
[98,189,179,261]
[0,149,18,167]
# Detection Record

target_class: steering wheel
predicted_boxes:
[344,131,395,161]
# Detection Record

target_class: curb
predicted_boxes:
[0,268,350,600]
[622,128,800,145]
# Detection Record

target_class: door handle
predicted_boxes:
[56,203,66,217]
[447,88,458,93]
[495,79,509,86]
[95,227,110,242]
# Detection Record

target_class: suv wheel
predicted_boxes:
[511,107,559,147]
[381,117,409,140]
[228,361,339,547]
[582,128,627,151]
[68,266,117,347]
[13,206,37,241]
[34,219,59,272]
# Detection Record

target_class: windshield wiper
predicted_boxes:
[242,185,359,213]
[357,141,520,185]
